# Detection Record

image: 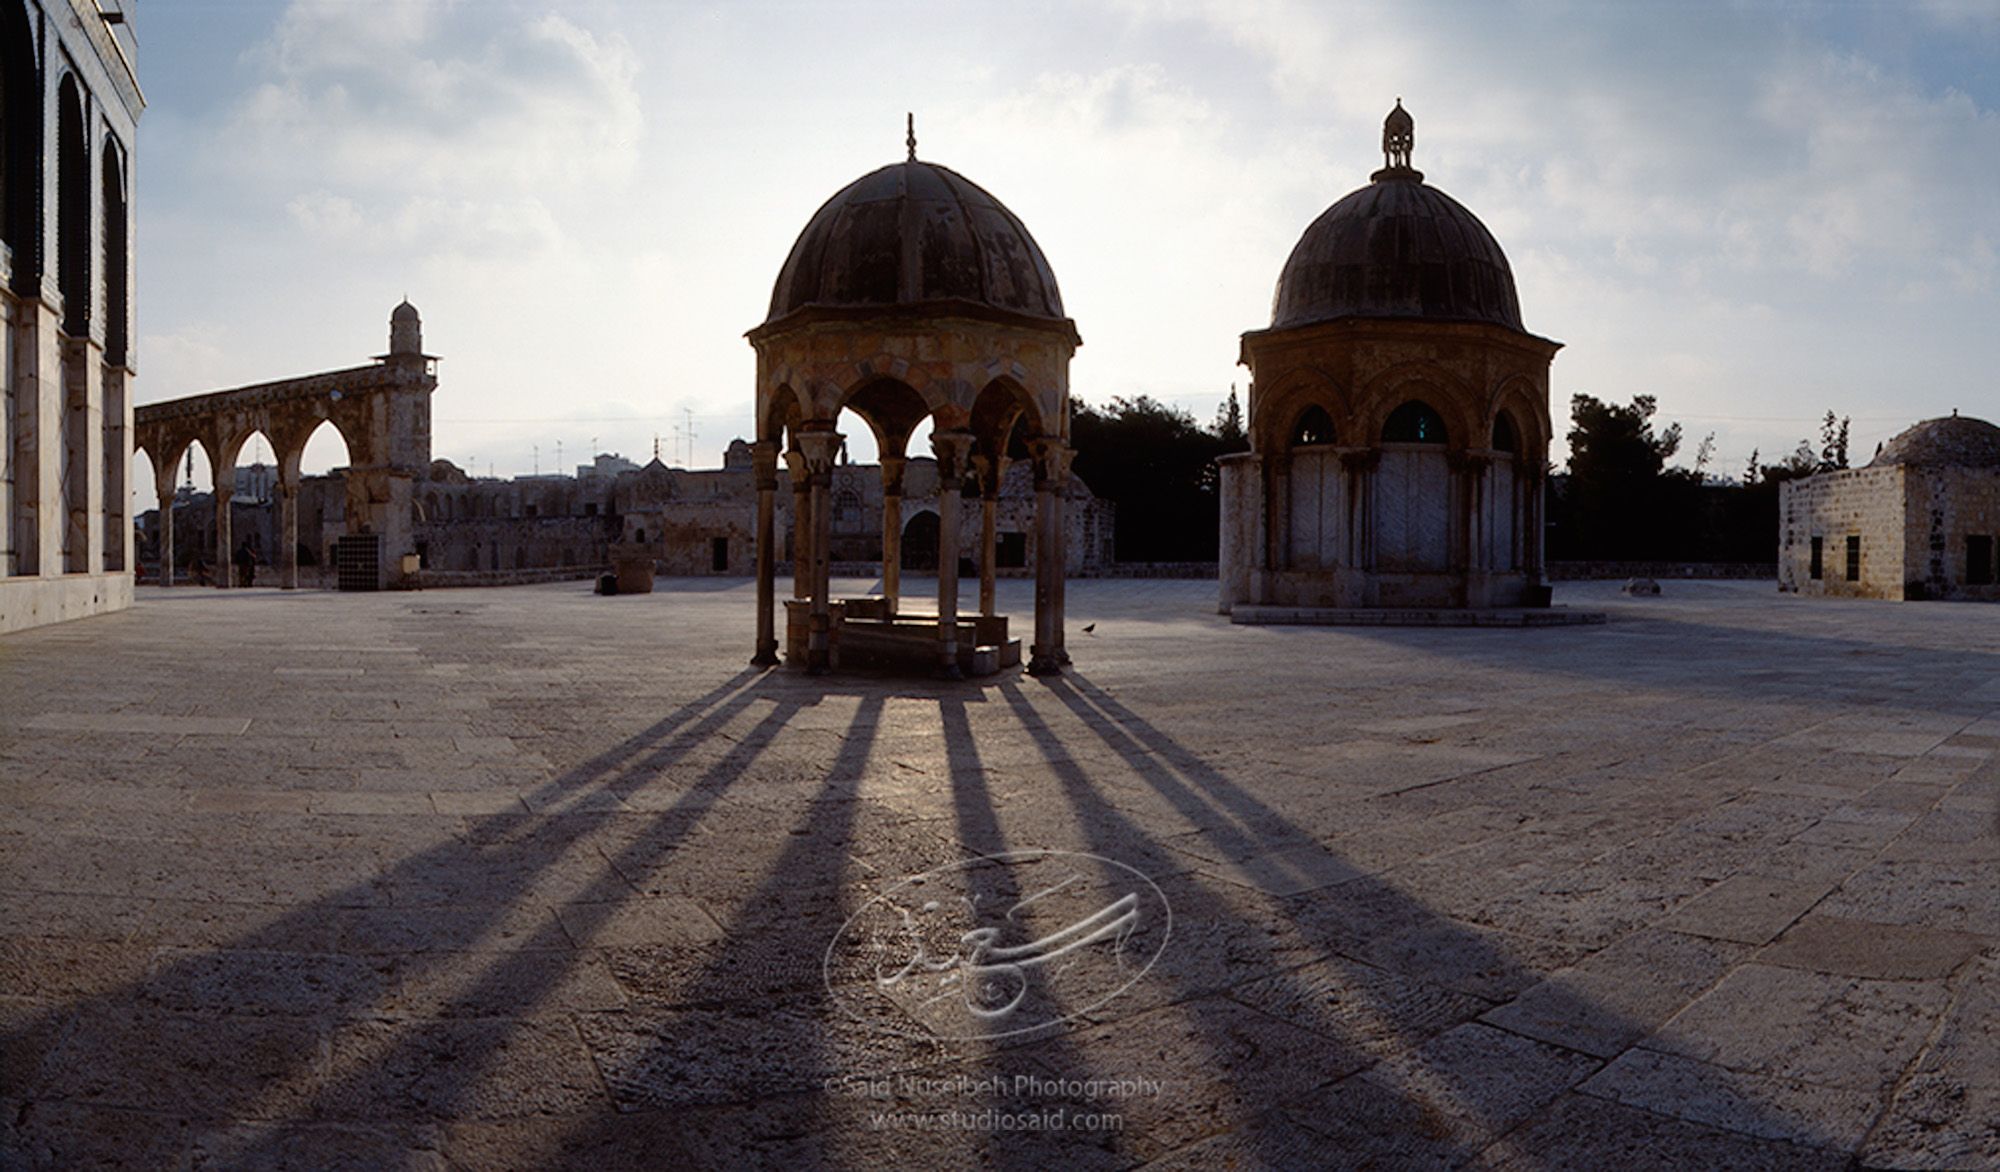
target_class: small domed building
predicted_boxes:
[747,119,1080,675]
[1780,413,2000,601]
[1220,102,1561,615]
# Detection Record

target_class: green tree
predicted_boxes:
[1560,393,1683,558]
[1212,386,1247,452]
[1071,395,1228,561]
[1818,411,1851,472]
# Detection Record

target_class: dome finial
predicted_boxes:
[906,112,917,161]
[1372,98,1422,183]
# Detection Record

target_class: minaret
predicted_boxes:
[389,299,423,358]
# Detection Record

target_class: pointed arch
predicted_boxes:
[55,73,89,335]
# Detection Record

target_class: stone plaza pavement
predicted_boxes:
[1,578,1996,1169]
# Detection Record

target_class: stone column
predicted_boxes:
[970,454,1003,618]
[156,482,175,587]
[277,471,300,590]
[1525,466,1546,584]
[1052,447,1073,664]
[751,440,781,666]
[879,455,905,617]
[213,482,234,588]
[785,449,811,600]
[1027,439,1071,676]
[930,430,975,679]
[1341,449,1380,574]
[796,430,842,674]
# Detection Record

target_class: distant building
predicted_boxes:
[1779,413,2000,601]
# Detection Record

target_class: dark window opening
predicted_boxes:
[584,502,598,517]
[101,138,127,364]
[524,503,537,518]
[1845,535,1860,582]
[56,76,89,335]
[1290,405,1335,446]
[634,527,646,543]
[1492,413,1518,455]
[997,531,1027,569]
[1968,535,1995,586]
[415,541,428,570]
[1383,400,1447,444]
[711,536,729,572]
[1809,536,1823,580]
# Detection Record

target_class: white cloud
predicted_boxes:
[217,3,641,259]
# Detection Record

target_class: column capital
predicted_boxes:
[751,440,781,490]
[930,429,976,482]
[1029,439,1073,490]
[796,429,843,482]
[1448,450,1493,475]
[783,448,810,484]
[1339,447,1381,474]
[969,453,1009,499]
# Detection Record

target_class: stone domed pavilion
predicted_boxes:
[747,118,1079,676]
[1220,101,1561,616]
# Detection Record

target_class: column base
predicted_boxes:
[935,659,964,681]
[751,641,780,668]
[1027,653,1063,677]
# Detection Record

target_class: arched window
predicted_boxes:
[1,3,41,288]
[1383,400,1447,444]
[833,489,864,534]
[101,137,128,364]
[56,75,89,335]
[1491,412,1518,455]
[1290,406,1335,446]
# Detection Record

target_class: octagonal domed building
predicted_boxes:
[747,122,1080,676]
[1779,412,2000,601]
[1220,102,1561,615]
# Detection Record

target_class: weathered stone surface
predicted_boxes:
[4,577,1996,1165]
[1481,928,1748,1058]
[1757,914,1989,980]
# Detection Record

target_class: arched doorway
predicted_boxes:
[901,510,939,573]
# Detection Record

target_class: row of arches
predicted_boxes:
[0,8,131,350]
[1,4,138,589]
[749,360,1074,676]
[1287,400,1523,452]
[132,419,357,588]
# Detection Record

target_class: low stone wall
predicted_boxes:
[412,565,608,589]
[1104,562,1220,579]
[1547,561,1776,581]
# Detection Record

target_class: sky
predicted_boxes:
[131,0,1999,502]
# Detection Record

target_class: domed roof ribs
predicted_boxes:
[1271,102,1525,333]
[760,153,1072,336]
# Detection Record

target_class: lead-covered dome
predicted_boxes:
[765,148,1066,326]
[1271,102,1523,332]
[1870,414,2000,468]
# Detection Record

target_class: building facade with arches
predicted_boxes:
[1220,102,1559,614]
[0,0,141,633]
[747,124,1081,676]
[133,302,437,591]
